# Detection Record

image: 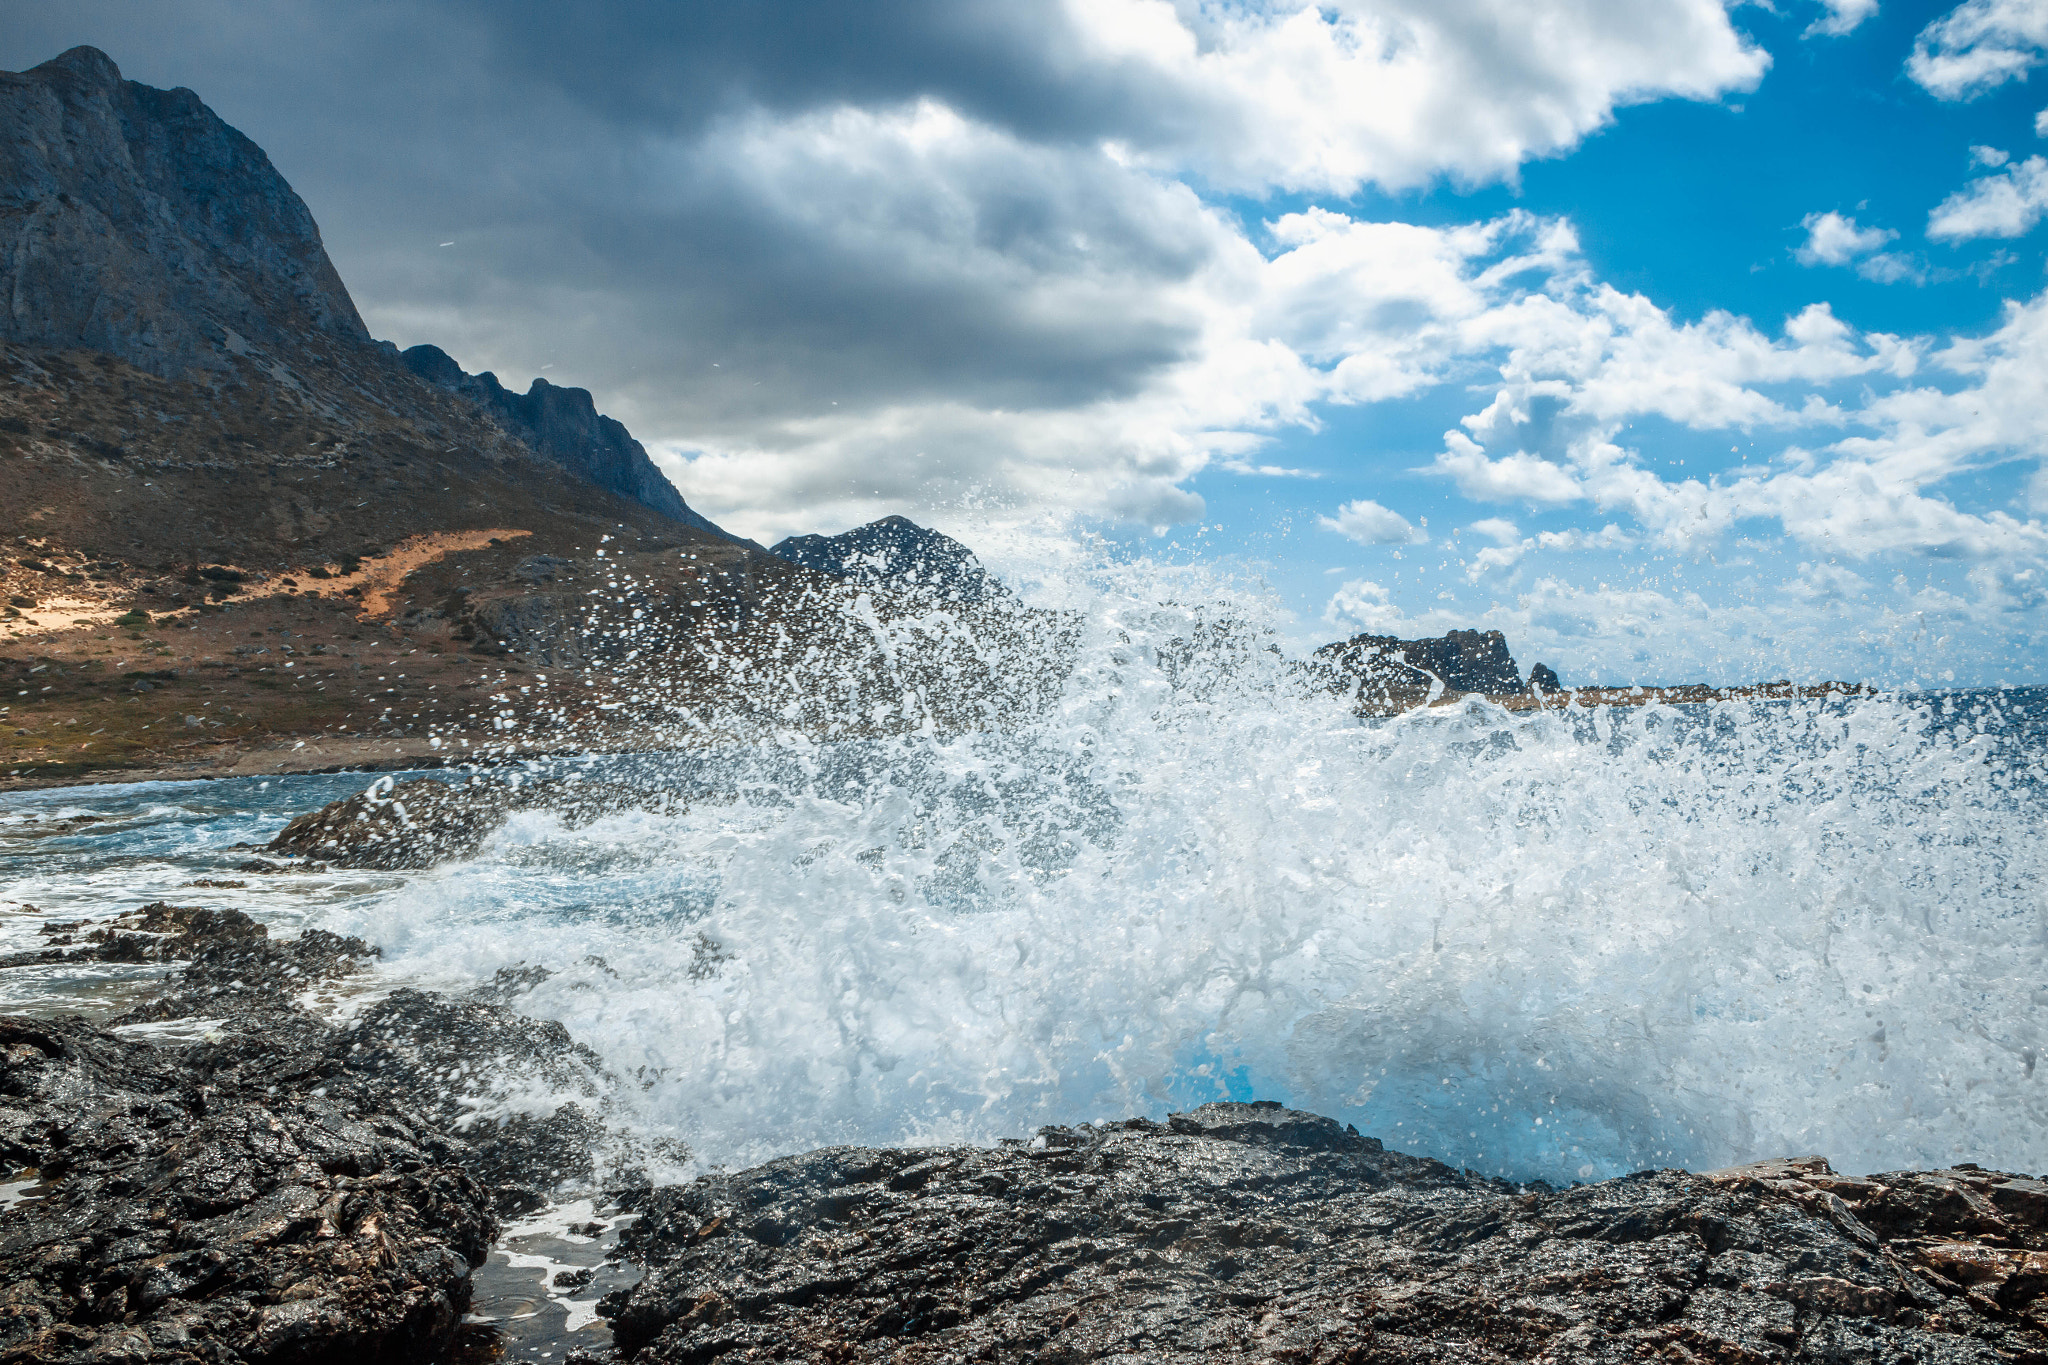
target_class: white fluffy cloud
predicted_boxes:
[1807,0,1880,38]
[1794,210,1920,282]
[1462,524,1634,578]
[1927,153,2048,239]
[1908,0,2048,99]
[1063,0,1768,194]
[1321,499,1427,545]
[1796,211,1896,264]
[1422,283,2048,567]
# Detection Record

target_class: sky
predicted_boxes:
[4,0,2047,685]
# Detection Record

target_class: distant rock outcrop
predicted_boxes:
[1317,627,1526,697]
[401,344,732,536]
[770,515,1005,602]
[0,46,367,377]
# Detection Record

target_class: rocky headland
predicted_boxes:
[1314,627,1865,716]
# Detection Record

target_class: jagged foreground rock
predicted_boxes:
[0,1014,496,1365]
[0,899,632,1363]
[604,1103,2048,1364]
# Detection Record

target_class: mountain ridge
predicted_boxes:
[400,343,737,539]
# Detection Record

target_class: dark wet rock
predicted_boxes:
[0,900,379,1043]
[266,776,512,869]
[0,879,617,1219]
[1317,628,1526,706]
[770,515,1005,603]
[110,926,380,1040]
[1,901,267,970]
[1528,661,1562,693]
[602,1101,2048,1364]
[0,891,647,1360]
[321,989,612,1214]
[267,774,669,871]
[0,1015,497,1365]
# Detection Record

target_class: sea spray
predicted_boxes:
[303,558,2048,1185]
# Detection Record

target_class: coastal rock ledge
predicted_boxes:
[4,901,2046,1364]
[606,1103,2048,1365]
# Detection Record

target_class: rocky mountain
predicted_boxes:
[0,46,366,379]
[400,343,733,535]
[0,46,1070,786]
[770,514,1005,602]
[0,46,832,784]
[0,45,724,544]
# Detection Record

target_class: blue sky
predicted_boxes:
[1166,1,2048,685]
[4,0,2046,684]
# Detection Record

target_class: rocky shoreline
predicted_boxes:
[3,889,2047,1363]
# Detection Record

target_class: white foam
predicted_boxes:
[310,559,2048,1184]
[491,1199,637,1333]
[0,1174,48,1211]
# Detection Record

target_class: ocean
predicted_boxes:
[4,571,2045,1189]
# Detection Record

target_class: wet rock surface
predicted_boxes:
[0,898,628,1362]
[0,1014,496,1365]
[0,900,270,970]
[264,774,667,870]
[265,777,516,869]
[602,1102,2048,1364]
[323,990,613,1214]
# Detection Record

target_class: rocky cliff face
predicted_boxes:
[401,343,733,537]
[770,515,1004,602]
[0,46,721,537]
[0,47,366,378]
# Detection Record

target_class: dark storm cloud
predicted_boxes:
[0,0,1222,436]
[437,0,1188,147]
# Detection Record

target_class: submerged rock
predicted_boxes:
[265,774,667,870]
[265,776,512,869]
[603,1100,2048,1364]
